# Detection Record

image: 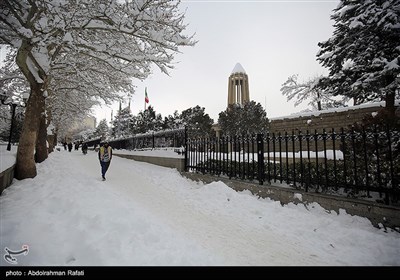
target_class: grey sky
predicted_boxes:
[105,1,339,123]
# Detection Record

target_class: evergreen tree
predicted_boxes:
[181,106,214,138]
[111,106,135,138]
[218,101,269,136]
[95,119,109,140]
[135,106,163,134]
[162,110,183,130]
[316,0,400,115]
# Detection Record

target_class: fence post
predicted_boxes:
[257,133,264,185]
[184,126,188,172]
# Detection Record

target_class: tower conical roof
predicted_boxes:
[231,63,246,74]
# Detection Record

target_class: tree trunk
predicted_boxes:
[317,92,322,111]
[35,102,48,163]
[47,135,54,154]
[53,132,58,150]
[385,92,395,117]
[317,101,322,111]
[15,86,43,179]
[14,40,48,179]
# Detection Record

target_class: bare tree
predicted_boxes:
[280,74,347,111]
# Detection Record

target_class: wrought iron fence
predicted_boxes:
[83,137,101,148]
[185,127,400,205]
[107,128,186,150]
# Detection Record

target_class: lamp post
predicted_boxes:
[0,92,27,151]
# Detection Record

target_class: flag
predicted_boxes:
[145,87,149,103]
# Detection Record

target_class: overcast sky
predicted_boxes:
[94,0,340,124]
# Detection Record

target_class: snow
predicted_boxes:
[386,57,399,70]
[270,100,400,121]
[293,193,303,202]
[47,122,55,135]
[190,149,343,164]
[1,148,399,266]
[26,56,44,83]
[349,19,364,29]
[0,144,17,173]
[231,63,246,74]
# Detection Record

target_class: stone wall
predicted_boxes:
[113,153,185,172]
[0,164,15,195]
[269,102,392,134]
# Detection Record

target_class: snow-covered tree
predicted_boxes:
[48,49,135,128]
[95,119,109,140]
[218,101,269,136]
[0,48,29,99]
[162,110,183,130]
[1,48,119,163]
[135,106,163,134]
[181,106,214,138]
[73,128,96,142]
[0,48,28,147]
[316,0,400,115]
[0,0,196,179]
[0,107,24,144]
[281,74,348,111]
[111,106,135,138]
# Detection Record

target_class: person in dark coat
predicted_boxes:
[82,143,88,154]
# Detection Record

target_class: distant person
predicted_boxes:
[63,142,67,150]
[82,143,88,155]
[98,142,112,181]
[67,142,73,152]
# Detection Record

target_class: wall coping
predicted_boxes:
[0,164,15,195]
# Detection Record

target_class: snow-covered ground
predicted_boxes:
[0,148,399,266]
[0,144,17,173]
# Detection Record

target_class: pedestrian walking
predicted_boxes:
[98,142,112,181]
[82,143,88,155]
[67,142,73,152]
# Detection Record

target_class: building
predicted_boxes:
[227,63,250,107]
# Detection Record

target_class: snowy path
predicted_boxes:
[1,150,399,266]
[93,155,324,265]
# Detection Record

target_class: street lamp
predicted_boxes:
[0,92,27,151]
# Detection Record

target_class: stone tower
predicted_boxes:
[227,63,249,107]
